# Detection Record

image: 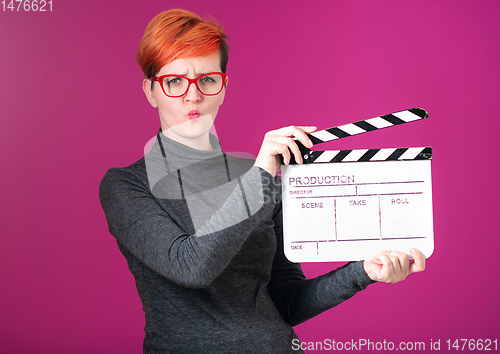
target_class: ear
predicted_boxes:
[142,79,158,108]
[220,76,228,104]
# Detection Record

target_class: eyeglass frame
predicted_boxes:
[149,72,227,98]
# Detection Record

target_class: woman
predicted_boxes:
[99,9,425,353]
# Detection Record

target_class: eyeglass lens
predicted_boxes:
[162,74,224,96]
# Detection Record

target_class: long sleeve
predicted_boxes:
[99,133,375,353]
[99,162,278,289]
[267,190,376,326]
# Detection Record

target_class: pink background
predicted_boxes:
[1,0,499,352]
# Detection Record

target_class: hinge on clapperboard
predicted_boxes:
[284,107,432,165]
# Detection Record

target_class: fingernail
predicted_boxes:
[410,248,417,254]
[308,139,313,148]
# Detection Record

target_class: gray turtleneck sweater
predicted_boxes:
[99,132,375,353]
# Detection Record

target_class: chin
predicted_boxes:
[167,124,211,140]
[163,114,214,140]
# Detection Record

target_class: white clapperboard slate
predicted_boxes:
[281,108,434,262]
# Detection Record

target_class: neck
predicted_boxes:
[161,129,213,151]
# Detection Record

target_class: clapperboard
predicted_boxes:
[281,108,434,262]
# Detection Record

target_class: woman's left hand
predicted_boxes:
[363,248,426,283]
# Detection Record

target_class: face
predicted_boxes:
[143,52,227,149]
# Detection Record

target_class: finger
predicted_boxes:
[409,248,426,274]
[269,126,317,148]
[267,136,303,164]
[280,144,291,165]
[284,137,304,164]
[383,255,400,281]
[296,125,318,133]
[389,254,402,273]
[369,257,383,266]
[376,254,394,281]
[388,251,410,274]
[264,140,292,165]
[369,250,388,266]
[269,125,317,136]
[291,126,317,148]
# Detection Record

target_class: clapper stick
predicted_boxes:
[286,107,430,164]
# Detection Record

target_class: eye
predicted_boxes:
[199,75,216,83]
[166,77,182,86]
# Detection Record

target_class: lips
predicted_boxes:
[188,110,200,120]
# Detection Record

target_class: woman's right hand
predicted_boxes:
[254,125,317,177]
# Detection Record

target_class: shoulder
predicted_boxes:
[99,156,150,198]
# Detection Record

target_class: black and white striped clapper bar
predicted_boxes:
[281,108,434,262]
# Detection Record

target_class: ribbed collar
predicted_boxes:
[150,130,225,172]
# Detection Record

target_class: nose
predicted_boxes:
[185,81,202,102]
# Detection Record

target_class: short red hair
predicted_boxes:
[136,9,229,79]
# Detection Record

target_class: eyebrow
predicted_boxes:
[168,71,215,77]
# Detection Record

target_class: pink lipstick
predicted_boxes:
[188,110,200,120]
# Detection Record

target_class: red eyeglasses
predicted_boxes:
[150,72,227,97]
